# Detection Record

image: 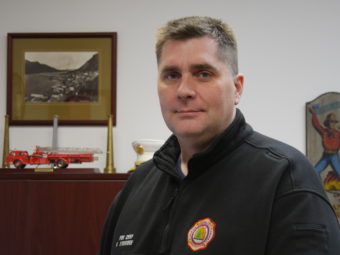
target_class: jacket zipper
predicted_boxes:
[160,180,187,254]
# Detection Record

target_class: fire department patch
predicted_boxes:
[187,217,216,251]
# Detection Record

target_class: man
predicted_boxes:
[100,16,340,254]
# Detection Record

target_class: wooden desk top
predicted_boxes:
[0,168,130,180]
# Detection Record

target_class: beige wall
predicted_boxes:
[1,0,340,172]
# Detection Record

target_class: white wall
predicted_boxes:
[0,0,339,172]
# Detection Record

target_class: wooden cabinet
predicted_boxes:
[0,168,129,255]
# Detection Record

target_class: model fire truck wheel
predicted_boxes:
[14,160,26,169]
[56,159,68,168]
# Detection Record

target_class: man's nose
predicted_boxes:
[177,75,196,99]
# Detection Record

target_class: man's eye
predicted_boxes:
[164,73,180,80]
[197,71,212,79]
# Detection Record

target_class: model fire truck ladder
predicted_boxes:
[36,146,103,154]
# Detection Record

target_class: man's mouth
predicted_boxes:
[174,109,204,117]
[175,108,203,113]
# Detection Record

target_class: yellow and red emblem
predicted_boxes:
[187,217,216,251]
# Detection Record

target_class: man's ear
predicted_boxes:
[234,73,244,105]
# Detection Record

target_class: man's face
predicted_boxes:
[157,36,244,144]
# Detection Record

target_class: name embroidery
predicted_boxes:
[116,234,134,247]
[187,218,216,251]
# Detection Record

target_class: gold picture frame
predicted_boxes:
[7,32,117,126]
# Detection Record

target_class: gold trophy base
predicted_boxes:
[104,166,116,173]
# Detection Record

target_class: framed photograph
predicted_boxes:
[7,32,117,125]
[306,91,340,221]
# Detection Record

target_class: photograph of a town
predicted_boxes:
[24,51,99,102]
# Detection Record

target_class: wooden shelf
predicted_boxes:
[0,167,129,180]
[0,168,129,255]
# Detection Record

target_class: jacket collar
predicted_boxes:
[153,109,253,179]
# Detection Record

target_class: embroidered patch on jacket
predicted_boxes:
[187,217,216,251]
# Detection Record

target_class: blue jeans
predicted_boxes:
[315,152,340,178]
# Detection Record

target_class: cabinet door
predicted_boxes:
[0,179,125,255]
[0,181,31,255]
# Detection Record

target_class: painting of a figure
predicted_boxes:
[310,109,340,177]
[306,92,340,221]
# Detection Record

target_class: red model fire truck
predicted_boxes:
[6,146,100,169]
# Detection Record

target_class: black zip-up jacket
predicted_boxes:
[99,110,340,255]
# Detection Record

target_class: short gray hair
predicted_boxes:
[156,16,239,75]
